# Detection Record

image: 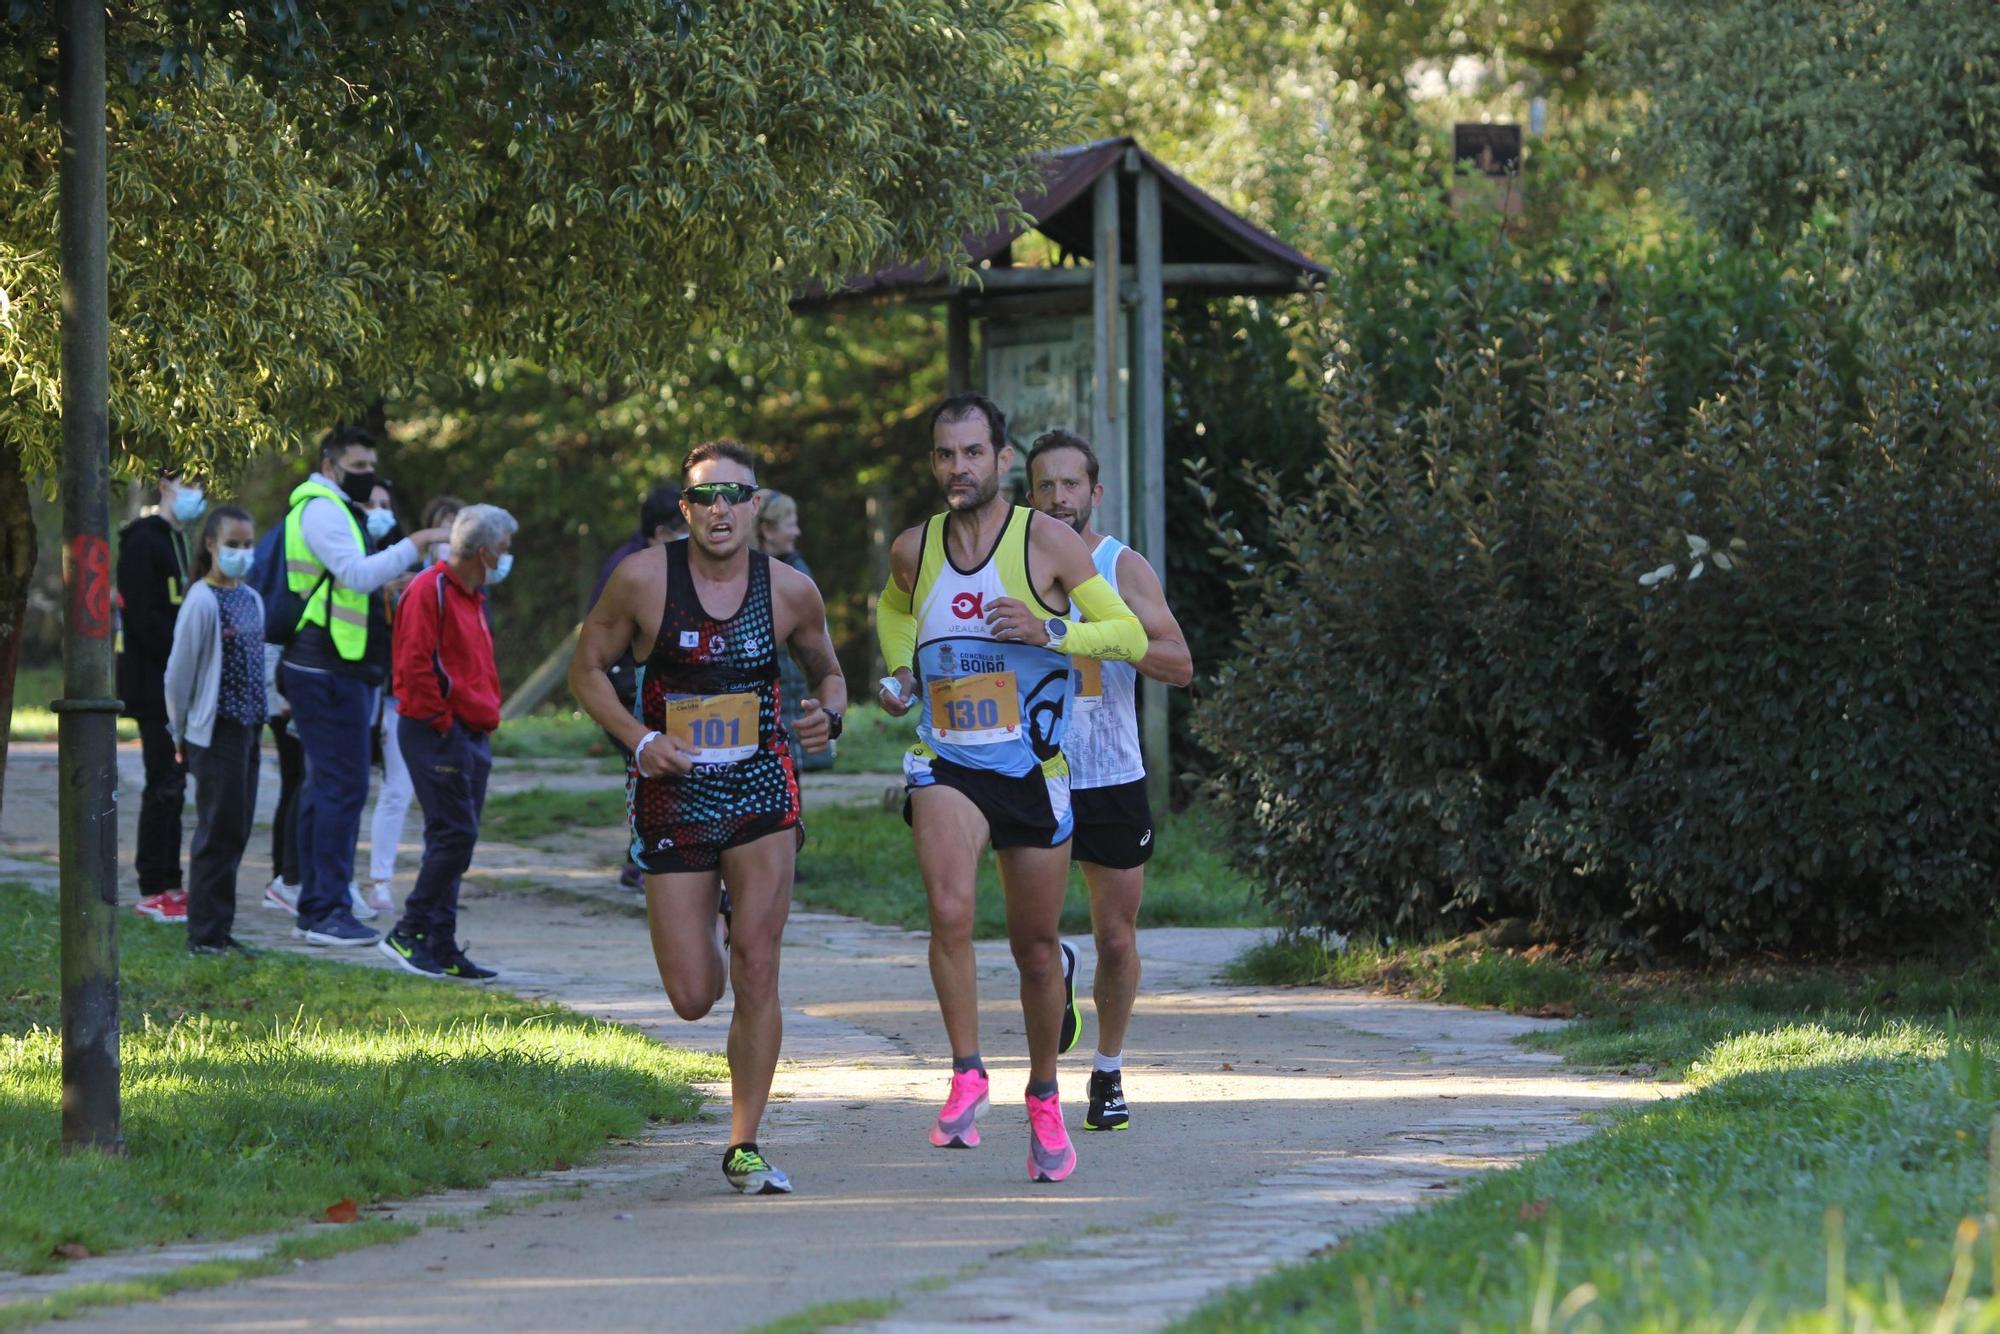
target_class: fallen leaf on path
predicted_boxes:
[1220,1062,1234,1071]
[1519,1198,1551,1221]
[1534,1002,1577,1019]
[324,1199,359,1224]
[51,1242,90,1261]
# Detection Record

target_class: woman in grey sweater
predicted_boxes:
[163,505,266,955]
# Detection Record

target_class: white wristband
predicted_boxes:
[634,730,663,760]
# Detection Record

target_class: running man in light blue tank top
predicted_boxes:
[874,395,1150,1184]
[1027,431,1194,1134]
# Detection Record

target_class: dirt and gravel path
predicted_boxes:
[1,739,1671,1331]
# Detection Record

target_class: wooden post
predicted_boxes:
[55,0,122,1153]
[1134,164,1170,811]
[1091,169,1120,463]
[946,297,972,394]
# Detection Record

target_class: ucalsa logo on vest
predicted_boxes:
[950,591,984,622]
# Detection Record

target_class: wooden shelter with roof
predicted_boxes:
[794,136,1327,804]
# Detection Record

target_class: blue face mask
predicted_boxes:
[170,486,207,524]
[365,507,397,541]
[487,552,513,585]
[215,547,255,581]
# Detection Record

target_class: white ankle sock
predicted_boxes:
[1093,1050,1122,1074]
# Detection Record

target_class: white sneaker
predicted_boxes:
[263,878,299,913]
[366,880,395,915]
[348,881,379,921]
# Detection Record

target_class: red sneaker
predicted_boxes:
[134,890,187,923]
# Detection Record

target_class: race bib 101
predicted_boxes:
[665,691,759,763]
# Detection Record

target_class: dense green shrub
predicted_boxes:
[1192,265,2000,957]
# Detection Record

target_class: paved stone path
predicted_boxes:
[0,738,1673,1331]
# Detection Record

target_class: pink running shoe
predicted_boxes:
[929,1067,990,1148]
[1026,1090,1077,1183]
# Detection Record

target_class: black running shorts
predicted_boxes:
[630,808,800,876]
[1069,778,1154,870]
[904,753,1074,851]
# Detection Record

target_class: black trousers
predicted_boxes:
[185,719,261,949]
[267,717,305,885]
[395,718,491,949]
[135,716,186,894]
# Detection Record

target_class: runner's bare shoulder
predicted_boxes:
[766,557,826,640]
[887,523,926,589]
[607,543,670,610]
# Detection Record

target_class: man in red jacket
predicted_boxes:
[379,503,515,981]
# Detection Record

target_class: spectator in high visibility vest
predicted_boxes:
[275,426,450,947]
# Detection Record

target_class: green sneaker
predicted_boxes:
[1059,941,1082,1055]
[377,929,444,977]
[723,1143,793,1195]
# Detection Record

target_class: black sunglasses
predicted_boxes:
[684,482,759,507]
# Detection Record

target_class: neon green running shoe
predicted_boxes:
[1059,941,1082,1055]
[723,1143,793,1195]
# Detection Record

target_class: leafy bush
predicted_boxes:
[1192,259,2000,957]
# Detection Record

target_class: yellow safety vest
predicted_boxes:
[284,476,371,660]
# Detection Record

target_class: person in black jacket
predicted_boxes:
[118,470,208,922]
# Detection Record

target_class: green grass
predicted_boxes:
[480,785,629,843]
[748,1297,902,1334]
[482,701,909,774]
[487,709,616,761]
[0,881,724,1278]
[0,1218,418,1332]
[9,665,138,742]
[478,787,1270,937]
[832,702,915,773]
[794,803,1270,937]
[1190,936,2000,1331]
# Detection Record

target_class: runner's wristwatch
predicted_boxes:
[823,709,844,740]
[1043,617,1069,647]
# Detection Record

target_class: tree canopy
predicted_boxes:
[0,1,1071,480]
[1607,0,2000,330]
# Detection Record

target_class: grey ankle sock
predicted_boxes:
[953,1053,985,1075]
[1026,1077,1058,1100]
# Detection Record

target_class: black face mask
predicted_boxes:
[336,467,377,506]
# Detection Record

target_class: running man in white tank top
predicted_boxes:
[1026,431,1193,1133]
[874,395,1149,1184]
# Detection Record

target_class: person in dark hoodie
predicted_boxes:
[119,469,207,923]
[275,426,449,947]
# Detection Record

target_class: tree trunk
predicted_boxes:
[0,435,35,825]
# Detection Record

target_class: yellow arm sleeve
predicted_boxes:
[1062,574,1148,663]
[876,577,916,673]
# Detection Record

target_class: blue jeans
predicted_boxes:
[396,717,492,948]
[282,663,374,928]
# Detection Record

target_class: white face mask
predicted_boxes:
[365,507,397,541]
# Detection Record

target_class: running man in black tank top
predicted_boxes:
[570,441,847,1196]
